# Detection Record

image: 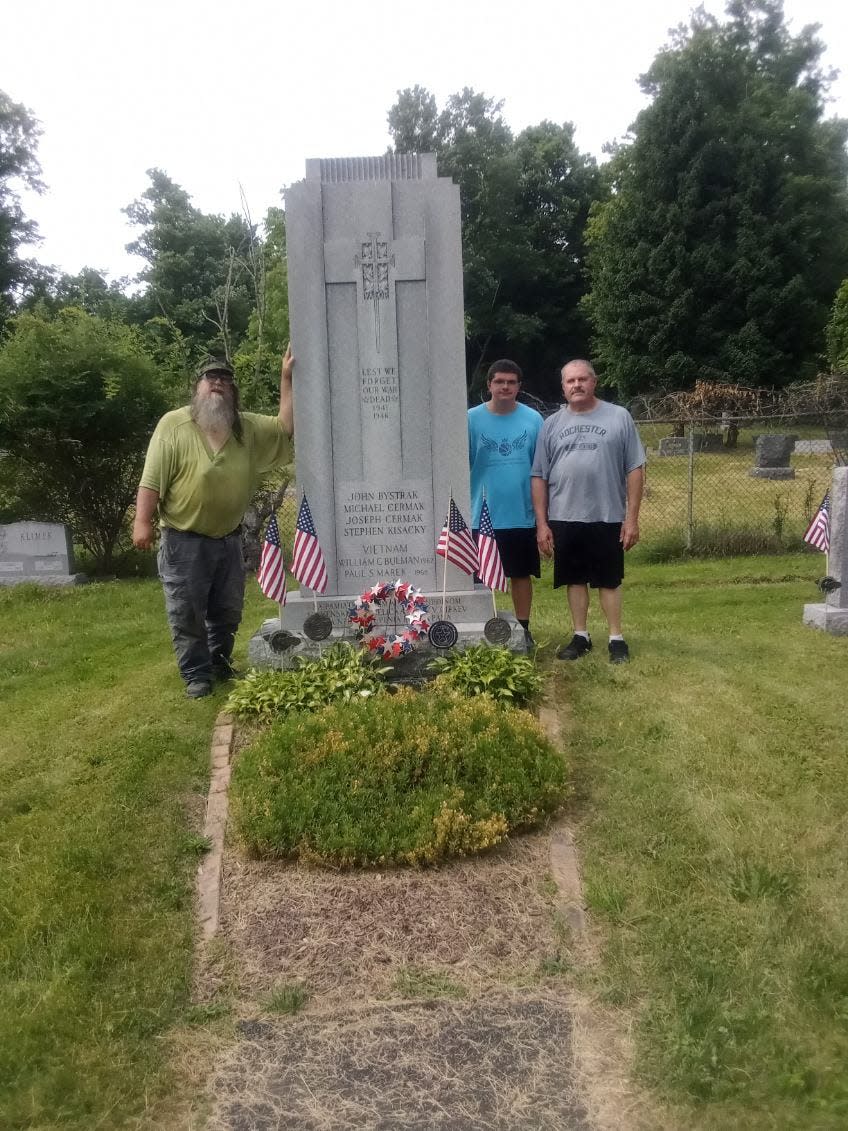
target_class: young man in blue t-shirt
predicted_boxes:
[468,359,543,646]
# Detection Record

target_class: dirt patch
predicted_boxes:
[205,831,565,1006]
[206,993,590,1131]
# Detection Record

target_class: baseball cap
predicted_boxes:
[196,357,235,380]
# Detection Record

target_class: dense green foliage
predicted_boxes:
[0,89,42,331]
[231,688,566,866]
[429,643,543,705]
[585,0,848,397]
[388,86,601,397]
[124,168,256,366]
[0,308,167,569]
[826,279,848,372]
[233,206,291,412]
[225,643,388,720]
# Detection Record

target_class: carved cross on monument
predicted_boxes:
[324,232,425,364]
[356,233,392,352]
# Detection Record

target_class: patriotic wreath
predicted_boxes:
[348,579,430,660]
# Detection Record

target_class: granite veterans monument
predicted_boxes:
[250,154,497,662]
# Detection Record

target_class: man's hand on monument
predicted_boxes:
[281,343,294,385]
[621,518,640,550]
[278,344,295,437]
[132,517,155,551]
[536,522,554,558]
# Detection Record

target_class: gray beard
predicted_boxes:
[191,391,235,435]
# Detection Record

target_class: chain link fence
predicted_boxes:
[635,414,844,556]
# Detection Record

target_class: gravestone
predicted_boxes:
[803,466,848,635]
[658,434,724,457]
[749,434,797,479]
[249,154,509,669]
[0,522,87,586]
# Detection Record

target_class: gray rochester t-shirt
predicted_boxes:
[531,401,646,523]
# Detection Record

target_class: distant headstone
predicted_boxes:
[750,434,797,479]
[658,434,724,457]
[0,522,87,586]
[249,153,514,669]
[794,439,833,455]
[803,466,848,635]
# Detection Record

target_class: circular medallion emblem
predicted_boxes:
[303,612,333,641]
[483,616,512,645]
[428,619,459,649]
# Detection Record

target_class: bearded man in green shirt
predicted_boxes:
[133,350,294,698]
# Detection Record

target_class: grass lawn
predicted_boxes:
[527,551,848,1129]
[0,580,222,1129]
[1,552,846,1128]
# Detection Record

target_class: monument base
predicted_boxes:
[248,592,531,682]
[749,467,795,479]
[0,572,89,588]
[802,603,848,636]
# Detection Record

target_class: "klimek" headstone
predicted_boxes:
[0,522,86,586]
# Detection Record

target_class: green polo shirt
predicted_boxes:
[139,407,291,537]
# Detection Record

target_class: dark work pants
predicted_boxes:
[158,527,245,685]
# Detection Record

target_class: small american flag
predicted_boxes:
[291,494,328,593]
[476,499,507,592]
[436,498,478,577]
[257,513,288,603]
[804,491,830,552]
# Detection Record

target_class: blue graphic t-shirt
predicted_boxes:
[468,401,543,528]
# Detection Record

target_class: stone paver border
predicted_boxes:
[197,712,235,941]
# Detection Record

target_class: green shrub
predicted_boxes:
[226,643,388,720]
[428,644,543,706]
[230,688,567,866]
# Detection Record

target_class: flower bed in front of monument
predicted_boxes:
[229,687,567,867]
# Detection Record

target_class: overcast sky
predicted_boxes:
[3,0,847,282]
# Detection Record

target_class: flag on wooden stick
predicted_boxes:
[257,513,287,604]
[803,491,830,552]
[291,494,329,593]
[476,498,507,592]
[436,497,478,577]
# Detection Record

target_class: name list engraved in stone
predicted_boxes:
[335,480,436,587]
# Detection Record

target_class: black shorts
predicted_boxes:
[550,521,624,589]
[472,526,541,580]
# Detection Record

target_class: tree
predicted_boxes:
[20,266,133,321]
[0,308,168,571]
[387,88,600,397]
[124,169,254,364]
[826,279,848,372]
[233,205,290,412]
[0,90,43,331]
[387,85,442,153]
[585,0,848,398]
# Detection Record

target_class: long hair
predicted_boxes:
[231,384,243,443]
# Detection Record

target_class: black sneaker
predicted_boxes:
[186,680,213,699]
[608,639,630,664]
[523,628,535,649]
[557,634,592,661]
[212,655,242,681]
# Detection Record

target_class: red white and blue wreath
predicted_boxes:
[348,579,430,660]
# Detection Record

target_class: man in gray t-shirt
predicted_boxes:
[531,360,645,663]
